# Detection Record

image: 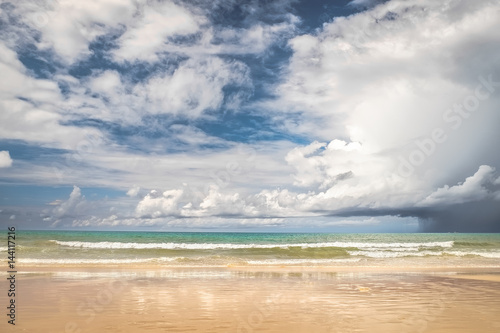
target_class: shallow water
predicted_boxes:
[10,231,500,267]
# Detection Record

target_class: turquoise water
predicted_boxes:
[5,231,500,267]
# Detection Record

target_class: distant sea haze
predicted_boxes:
[9,231,500,267]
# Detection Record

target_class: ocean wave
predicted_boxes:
[19,258,154,265]
[453,242,494,247]
[444,251,500,258]
[17,257,250,265]
[347,250,444,258]
[361,247,420,252]
[348,250,500,258]
[50,240,455,250]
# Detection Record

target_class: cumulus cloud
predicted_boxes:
[130,157,499,232]
[134,185,259,218]
[51,186,86,219]
[418,165,500,206]
[279,0,500,143]
[264,0,500,229]
[136,189,185,218]
[42,186,88,226]
[0,151,13,168]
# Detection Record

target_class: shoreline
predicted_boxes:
[8,263,500,276]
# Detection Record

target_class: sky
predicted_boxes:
[0,0,499,232]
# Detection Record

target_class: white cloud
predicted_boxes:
[134,185,259,219]
[130,156,499,221]
[418,165,498,206]
[1,139,293,199]
[262,0,500,216]
[72,214,120,228]
[0,0,293,148]
[89,70,122,95]
[12,0,297,65]
[51,186,86,219]
[0,151,13,168]
[135,57,252,118]
[0,42,105,149]
[65,57,252,125]
[279,0,500,143]
[0,97,102,148]
[285,139,372,190]
[136,189,184,218]
[0,43,60,102]
[112,1,201,62]
[126,186,141,198]
[110,1,298,61]
[203,18,298,55]
[279,139,416,211]
[197,185,257,216]
[42,186,89,227]
[18,0,136,64]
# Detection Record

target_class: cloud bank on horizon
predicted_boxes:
[0,0,499,232]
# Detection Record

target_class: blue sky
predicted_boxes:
[1,0,499,232]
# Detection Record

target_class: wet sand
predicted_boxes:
[2,267,500,332]
[437,273,500,283]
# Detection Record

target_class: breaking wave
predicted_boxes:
[49,240,455,250]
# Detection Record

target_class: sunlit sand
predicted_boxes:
[2,266,500,332]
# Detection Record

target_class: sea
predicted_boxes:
[5,231,500,268]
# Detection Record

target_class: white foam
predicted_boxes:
[19,258,169,265]
[444,251,500,258]
[348,250,500,259]
[347,250,443,258]
[20,258,144,264]
[361,247,420,252]
[50,240,455,250]
[246,258,362,265]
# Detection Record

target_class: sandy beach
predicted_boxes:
[2,266,500,333]
[4,231,500,332]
